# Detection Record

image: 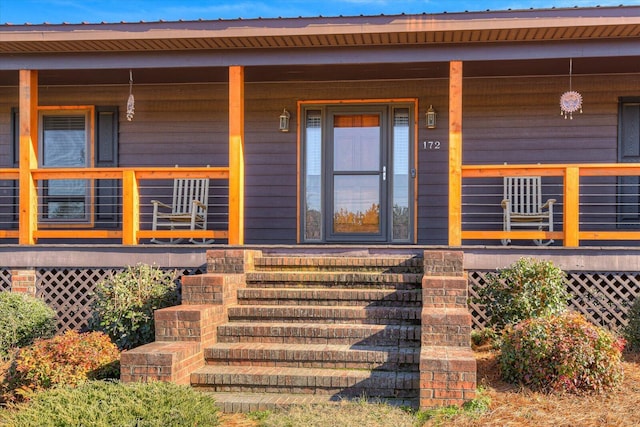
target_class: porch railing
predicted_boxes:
[460,163,640,246]
[0,166,229,245]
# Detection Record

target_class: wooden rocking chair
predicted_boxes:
[151,178,213,244]
[501,176,556,246]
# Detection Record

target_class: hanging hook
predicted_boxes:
[569,58,573,91]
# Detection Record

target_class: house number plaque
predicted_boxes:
[423,140,441,150]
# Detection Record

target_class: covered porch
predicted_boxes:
[1,7,640,247]
[6,67,640,248]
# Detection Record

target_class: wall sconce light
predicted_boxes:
[426,105,437,129]
[279,108,291,132]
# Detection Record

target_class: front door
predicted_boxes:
[301,103,415,243]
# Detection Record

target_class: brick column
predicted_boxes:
[420,250,476,408]
[206,249,261,274]
[11,269,37,296]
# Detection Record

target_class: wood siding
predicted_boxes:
[1,72,639,244]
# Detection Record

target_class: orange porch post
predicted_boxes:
[18,70,39,245]
[448,61,463,246]
[564,167,580,247]
[228,66,245,245]
[122,170,140,245]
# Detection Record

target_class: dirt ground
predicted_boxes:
[218,351,640,427]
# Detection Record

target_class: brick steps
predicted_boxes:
[121,249,476,412]
[203,392,419,413]
[192,253,426,411]
[227,305,421,325]
[191,365,419,398]
[216,322,421,346]
[178,250,476,412]
[203,342,420,370]
[237,287,422,307]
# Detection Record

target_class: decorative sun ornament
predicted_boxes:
[560,90,583,120]
[560,58,582,120]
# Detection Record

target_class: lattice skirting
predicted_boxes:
[1,268,638,332]
[33,267,205,332]
[0,269,10,292]
[468,271,640,331]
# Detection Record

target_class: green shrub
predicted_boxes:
[0,380,220,427]
[476,257,570,329]
[2,330,119,402]
[500,311,625,393]
[470,327,498,349]
[90,264,179,350]
[0,292,57,361]
[623,296,640,352]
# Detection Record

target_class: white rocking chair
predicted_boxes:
[151,178,213,244]
[501,176,556,246]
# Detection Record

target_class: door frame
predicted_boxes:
[297,98,419,244]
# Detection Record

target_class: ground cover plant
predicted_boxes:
[0,380,220,427]
[0,292,56,361]
[90,263,179,349]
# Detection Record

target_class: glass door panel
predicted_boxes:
[304,110,323,240]
[392,108,411,241]
[333,175,380,233]
[329,112,385,240]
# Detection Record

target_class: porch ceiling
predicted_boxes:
[0,55,637,87]
[1,6,639,55]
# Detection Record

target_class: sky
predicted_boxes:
[0,0,638,25]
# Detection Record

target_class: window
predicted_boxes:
[40,111,92,223]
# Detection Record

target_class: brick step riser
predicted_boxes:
[255,269,423,275]
[227,307,420,324]
[253,257,423,272]
[193,385,419,398]
[237,299,422,307]
[237,290,421,307]
[254,266,423,274]
[191,369,419,398]
[227,317,420,325]
[245,282,421,290]
[210,393,419,413]
[204,360,419,371]
[216,325,421,346]
[217,336,421,346]
[246,273,423,287]
[203,349,420,371]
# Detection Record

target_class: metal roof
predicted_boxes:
[1,6,640,54]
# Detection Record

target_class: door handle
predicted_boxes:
[382,166,386,181]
